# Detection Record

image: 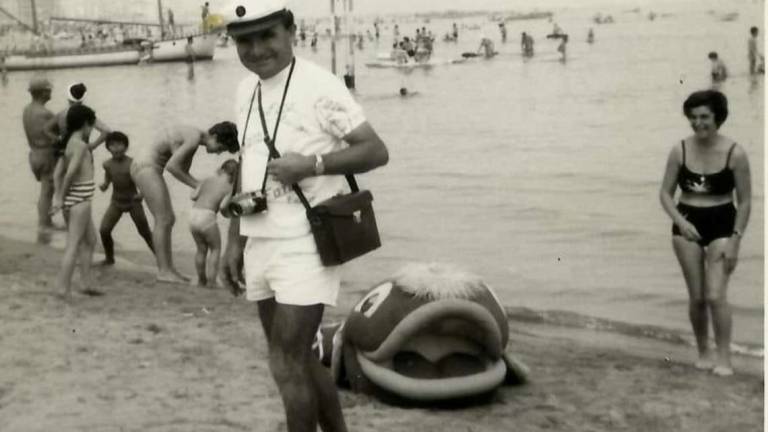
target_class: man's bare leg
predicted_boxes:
[257,299,347,432]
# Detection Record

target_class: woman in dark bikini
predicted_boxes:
[659,90,751,377]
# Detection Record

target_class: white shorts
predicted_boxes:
[243,234,341,306]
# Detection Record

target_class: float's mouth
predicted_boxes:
[356,299,507,400]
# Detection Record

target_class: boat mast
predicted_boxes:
[30,0,38,34]
[157,0,166,37]
[0,4,37,34]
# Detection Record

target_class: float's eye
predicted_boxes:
[354,282,393,318]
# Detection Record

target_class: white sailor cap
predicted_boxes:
[225,0,290,37]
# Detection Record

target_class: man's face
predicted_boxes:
[234,23,295,79]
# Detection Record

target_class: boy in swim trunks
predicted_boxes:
[189,159,238,287]
[52,104,99,298]
[98,131,155,265]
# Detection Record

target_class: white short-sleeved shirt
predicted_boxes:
[236,57,366,238]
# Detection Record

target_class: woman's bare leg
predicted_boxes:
[704,239,734,375]
[132,165,188,283]
[672,237,712,367]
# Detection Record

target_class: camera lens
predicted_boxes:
[228,202,244,217]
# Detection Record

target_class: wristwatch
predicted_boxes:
[314,154,325,176]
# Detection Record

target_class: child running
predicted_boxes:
[98,131,155,265]
[51,104,99,298]
[189,159,238,287]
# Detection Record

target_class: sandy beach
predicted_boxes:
[0,233,762,432]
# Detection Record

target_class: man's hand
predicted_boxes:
[267,153,314,185]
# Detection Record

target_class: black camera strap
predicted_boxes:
[256,60,359,214]
[257,56,296,194]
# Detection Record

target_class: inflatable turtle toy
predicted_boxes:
[313,263,529,405]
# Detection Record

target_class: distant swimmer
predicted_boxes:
[52,105,100,298]
[708,51,728,85]
[499,22,507,43]
[452,22,459,40]
[188,159,238,287]
[130,122,239,283]
[22,77,58,233]
[587,28,595,44]
[477,35,497,58]
[748,26,763,75]
[98,131,155,266]
[310,32,318,50]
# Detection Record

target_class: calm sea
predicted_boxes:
[0,1,763,352]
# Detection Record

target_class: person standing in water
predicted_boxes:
[558,34,568,62]
[587,28,595,44]
[185,37,196,80]
[708,52,728,87]
[22,77,58,233]
[748,26,762,75]
[130,123,239,283]
[659,90,751,377]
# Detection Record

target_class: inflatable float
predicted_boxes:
[314,263,529,405]
[365,58,464,69]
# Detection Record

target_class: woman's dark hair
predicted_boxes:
[208,121,239,153]
[106,131,129,149]
[683,90,729,127]
[219,159,239,182]
[61,104,96,152]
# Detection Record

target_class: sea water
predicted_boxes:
[0,1,763,352]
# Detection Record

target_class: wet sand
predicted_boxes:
[0,234,762,432]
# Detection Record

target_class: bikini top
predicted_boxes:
[677,140,736,195]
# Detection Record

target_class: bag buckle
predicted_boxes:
[353,210,362,223]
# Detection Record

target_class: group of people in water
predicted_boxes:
[23,80,242,296]
[390,26,436,64]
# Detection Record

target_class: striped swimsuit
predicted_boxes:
[63,180,96,209]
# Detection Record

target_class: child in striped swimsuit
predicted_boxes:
[52,104,100,298]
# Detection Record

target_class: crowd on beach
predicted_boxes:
[15,0,765,429]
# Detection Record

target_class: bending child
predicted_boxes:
[99,131,155,265]
[189,159,238,287]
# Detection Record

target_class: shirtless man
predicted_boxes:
[130,122,239,283]
[22,76,57,232]
[52,105,99,298]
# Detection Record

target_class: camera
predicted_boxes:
[226,191,267,217]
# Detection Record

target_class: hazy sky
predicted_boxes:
[163,0,666,20]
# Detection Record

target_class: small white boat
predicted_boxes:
[3,46,142,71]
[149,33,219,62]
